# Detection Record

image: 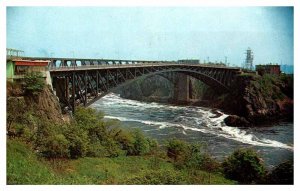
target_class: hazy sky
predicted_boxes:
[7,7,293,66]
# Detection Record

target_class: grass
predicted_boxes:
[7,139,236,185]
[7,139,56,184]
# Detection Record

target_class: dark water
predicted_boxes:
[91,93,293,169]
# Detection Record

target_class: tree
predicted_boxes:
[222,148,266,184]
[23,72,45,95]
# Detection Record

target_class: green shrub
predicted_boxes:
[64,125,89,159]
[147,138,159,154]
[166,139,189,161]
[165,139,191,168]
[129,129,151,156]
[23,72,45,95]
[187,147,220,173]
[102,137,124,157]
[110,128,135,155]
[43,134,70,158]
[74,107,104,130]
[34,121,70,158]
[222,148,266,184]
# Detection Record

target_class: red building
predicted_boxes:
[255,64,281,76]
[13,59,49,76]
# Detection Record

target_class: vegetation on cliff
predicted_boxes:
[222,73,293,126]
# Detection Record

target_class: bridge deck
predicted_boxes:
[49,63,241,72]
[7,56,241,71]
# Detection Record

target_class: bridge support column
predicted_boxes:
[173,73,190,104]
[53,77,69,107]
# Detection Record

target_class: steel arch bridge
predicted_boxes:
[40,57,243,112]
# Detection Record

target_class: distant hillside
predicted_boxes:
[281,65,294,74]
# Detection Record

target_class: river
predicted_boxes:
[91,93,293,169]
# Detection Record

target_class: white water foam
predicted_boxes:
[97,93,189,111]
[98,93,293,151]
[105,115,176,129]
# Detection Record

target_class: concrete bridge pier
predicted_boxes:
[173,73,190,104]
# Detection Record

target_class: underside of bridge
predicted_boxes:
[50,65,241,112]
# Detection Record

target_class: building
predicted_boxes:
[6,59,50,82]
[255,64,281,76]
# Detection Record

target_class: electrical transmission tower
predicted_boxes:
[244,47,254,70]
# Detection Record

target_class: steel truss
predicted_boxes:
[50,64,241,112]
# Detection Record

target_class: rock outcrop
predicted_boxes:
[224,115,251,127]
[7,82,64,124]
[221,74,293,126]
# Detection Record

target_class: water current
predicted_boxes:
[91,93,293,168]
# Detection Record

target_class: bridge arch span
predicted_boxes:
[51,66,240,112]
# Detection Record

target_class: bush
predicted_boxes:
[64,125,89,159]
[129,129,150,156]
[23,72,45,95]
[265,160,293,184]
[35,122,70,158]
[74,107,104,129]
[43,134,70,158]
[166,139,189,161]
[165,139,190,168]
[222,148,266,184]
[110,128,135,155]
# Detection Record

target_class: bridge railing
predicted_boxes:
[48,62,179,71]
[48,62,241,71]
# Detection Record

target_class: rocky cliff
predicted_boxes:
[7,82,64,124]
[221,74,293,126]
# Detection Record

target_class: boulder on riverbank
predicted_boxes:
[224,115,251,127]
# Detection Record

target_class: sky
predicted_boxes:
[6,7,294,66]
